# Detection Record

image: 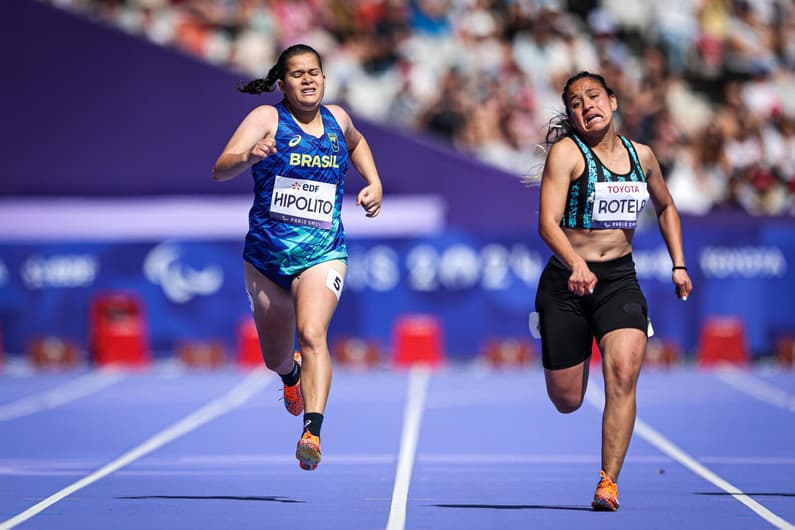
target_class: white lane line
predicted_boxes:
[386,366,430,530]
[586,383,795,530]
[0,369,272,530]
[715,367,795,412]
[0,370,125,421]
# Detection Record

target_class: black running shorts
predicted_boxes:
[534,253,648,370]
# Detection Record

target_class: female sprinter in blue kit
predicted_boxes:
[213,44,383,471]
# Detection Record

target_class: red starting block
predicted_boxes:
[89,292,150,367]
[644,338,681,367]
[392,314,443,367]
[178,341,227,369]
[697,317,749,366]
[27,336,81,369]
[776,335,795,368]
[482,338,535,368]
[332,337,382,368]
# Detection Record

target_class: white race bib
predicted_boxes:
[270,175,336,229]
[591,181,649,229]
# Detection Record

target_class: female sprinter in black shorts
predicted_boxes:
[534,71,692,510]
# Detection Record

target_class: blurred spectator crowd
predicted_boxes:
[47,0,795,215]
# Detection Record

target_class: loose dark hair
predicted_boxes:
[544,71,616,145]
[522,71,616,185]
[237,44,323,95]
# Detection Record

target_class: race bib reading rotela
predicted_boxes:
[591,181,649,229]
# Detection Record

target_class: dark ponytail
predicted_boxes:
[237,44,323,95]
[544,112,572,146]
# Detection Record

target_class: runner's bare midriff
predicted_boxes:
[563,228,634,263]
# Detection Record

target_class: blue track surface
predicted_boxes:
[1,363,793,529]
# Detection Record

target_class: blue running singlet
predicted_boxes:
[243,102,349,289]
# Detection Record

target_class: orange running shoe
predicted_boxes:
[296,431,321,471]
[281,352,303,416]
[592,470,620,511]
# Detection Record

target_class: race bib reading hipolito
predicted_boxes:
[270,175,336,230]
